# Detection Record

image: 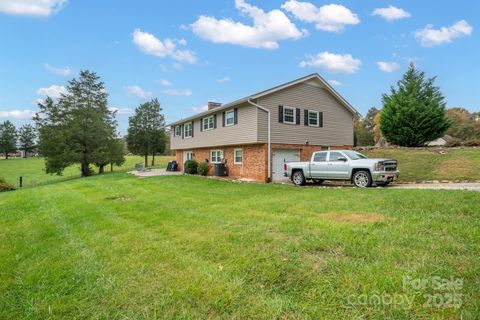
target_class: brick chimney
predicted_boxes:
[208,101,222,110]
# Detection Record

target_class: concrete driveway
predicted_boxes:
[128,168,181,178]
[390,183,480,191]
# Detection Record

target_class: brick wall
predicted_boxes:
[174,144,268,182]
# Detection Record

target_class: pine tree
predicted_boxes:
[0,121,17,159]
[35,70,121,176]
[380,64,451,147]
[18,124,36,157]
[127,98,166,166]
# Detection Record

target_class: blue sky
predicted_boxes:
[0,0,478,134]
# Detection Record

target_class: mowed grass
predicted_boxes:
[0,174,479,319]
[363,147,480,182]
[0,155,174,187]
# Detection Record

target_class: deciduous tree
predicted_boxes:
[18,124,36,157]
[0,121,17,159]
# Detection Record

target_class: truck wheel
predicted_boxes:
[313,179,324,185]
[292,171,306,186]
[353,170,372,188]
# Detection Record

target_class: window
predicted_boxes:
[313,152,327,162]
[321,146,330,151]
[234,148,243,164]
[308,110,319,127]
[283,106,295,124]
[211,150,223,163]
[329,152,345,162]
[225,109,235,126]
[184,122,193,138]
[202,115,214,131]
[174,126,181,137]
[342,150,367,160]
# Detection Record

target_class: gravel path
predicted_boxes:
[128,169,181,177]
[391,183,480,191]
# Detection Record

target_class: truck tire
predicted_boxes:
[292,171,306,186]
[313,179,324,185]
[352,170,372,188]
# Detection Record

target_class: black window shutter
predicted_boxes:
[200,118,203,131]
[213,114,217,128]
[222,112,225,127]
[304,110,308,126]
[191,122,194,137]
[234,108,238,124]
[181,124,184,139]
[296,108,300,125]
[278,105,283,123]
[319,112,323,127]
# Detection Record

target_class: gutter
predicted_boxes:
[247,99,271,182]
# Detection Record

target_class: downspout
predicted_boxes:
[247,99,271,182]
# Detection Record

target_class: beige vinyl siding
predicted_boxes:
[256,82,354,146]
[170,102,258,150]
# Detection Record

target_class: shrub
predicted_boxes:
[445,138,462,147]
[197,162,210,176]
[184,159,198,174]
[0,177,16,192]
[464,139,480,147]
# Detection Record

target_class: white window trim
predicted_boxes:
[184,122,193,138]
[233,148,243,164]
[174,126,181,137]
[283,106,296,124]
[202,115,214,131]
[210,149,224,164]
[308,110,320,127]
[225,109,235,127]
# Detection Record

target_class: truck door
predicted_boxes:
[310,152,329,179]
[327,151,350,179]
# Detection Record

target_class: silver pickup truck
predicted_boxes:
[285,150,399,187]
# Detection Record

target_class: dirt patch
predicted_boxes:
[105,195,131,201]
[319,212,386,224]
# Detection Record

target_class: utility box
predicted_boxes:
[214,163,227,176]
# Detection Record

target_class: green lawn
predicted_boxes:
[0,174,478,319]
[363,147,480,182]
[0,156,174,187]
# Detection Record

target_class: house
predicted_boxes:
[427,134,455,146]
[169,73,359,182]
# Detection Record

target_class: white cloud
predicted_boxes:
[163,89,192,96]
[191,0,307,49]
[191,105,208,113]
[281,0,359,32]
[299,51,361,74]
[372,6,410,21]
[414,20,473,47]
[132,29,197,63]
[37,84,67,100]
[126,85,152,99]
[177,38,187,46]
[44,63,73,76]
[377,61,401,73]
[328,79,342,86]
[217,77,230,83]
[0,0,67,17]
[109,107,133,115]
[157,79,173,87]
[0,109,36,120]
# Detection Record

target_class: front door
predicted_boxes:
[327,151,350,179]
[310,151,329,179]
[183,151,193,165]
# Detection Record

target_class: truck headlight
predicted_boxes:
[374,162,382,171]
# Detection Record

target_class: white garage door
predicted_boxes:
[272,149,300,182]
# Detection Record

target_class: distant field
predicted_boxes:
[0,174,478,319]
[0,155,174,187]
[363,147,480,182]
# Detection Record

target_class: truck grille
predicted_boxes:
[382,160,397,171]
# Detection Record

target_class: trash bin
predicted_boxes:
[135,162,145,171]
[214,163,227,176]
[166,161,178,171]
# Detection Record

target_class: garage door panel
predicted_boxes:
[272,149,300,182]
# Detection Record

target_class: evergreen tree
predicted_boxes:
[0,121,17,159]
[127,98,166,166]
[380,64,451,147]
[18,124,36,157]
[34,70,120,176]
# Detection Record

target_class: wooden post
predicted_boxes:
[19,176,23,188]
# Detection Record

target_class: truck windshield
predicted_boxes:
[343,151,367,160]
